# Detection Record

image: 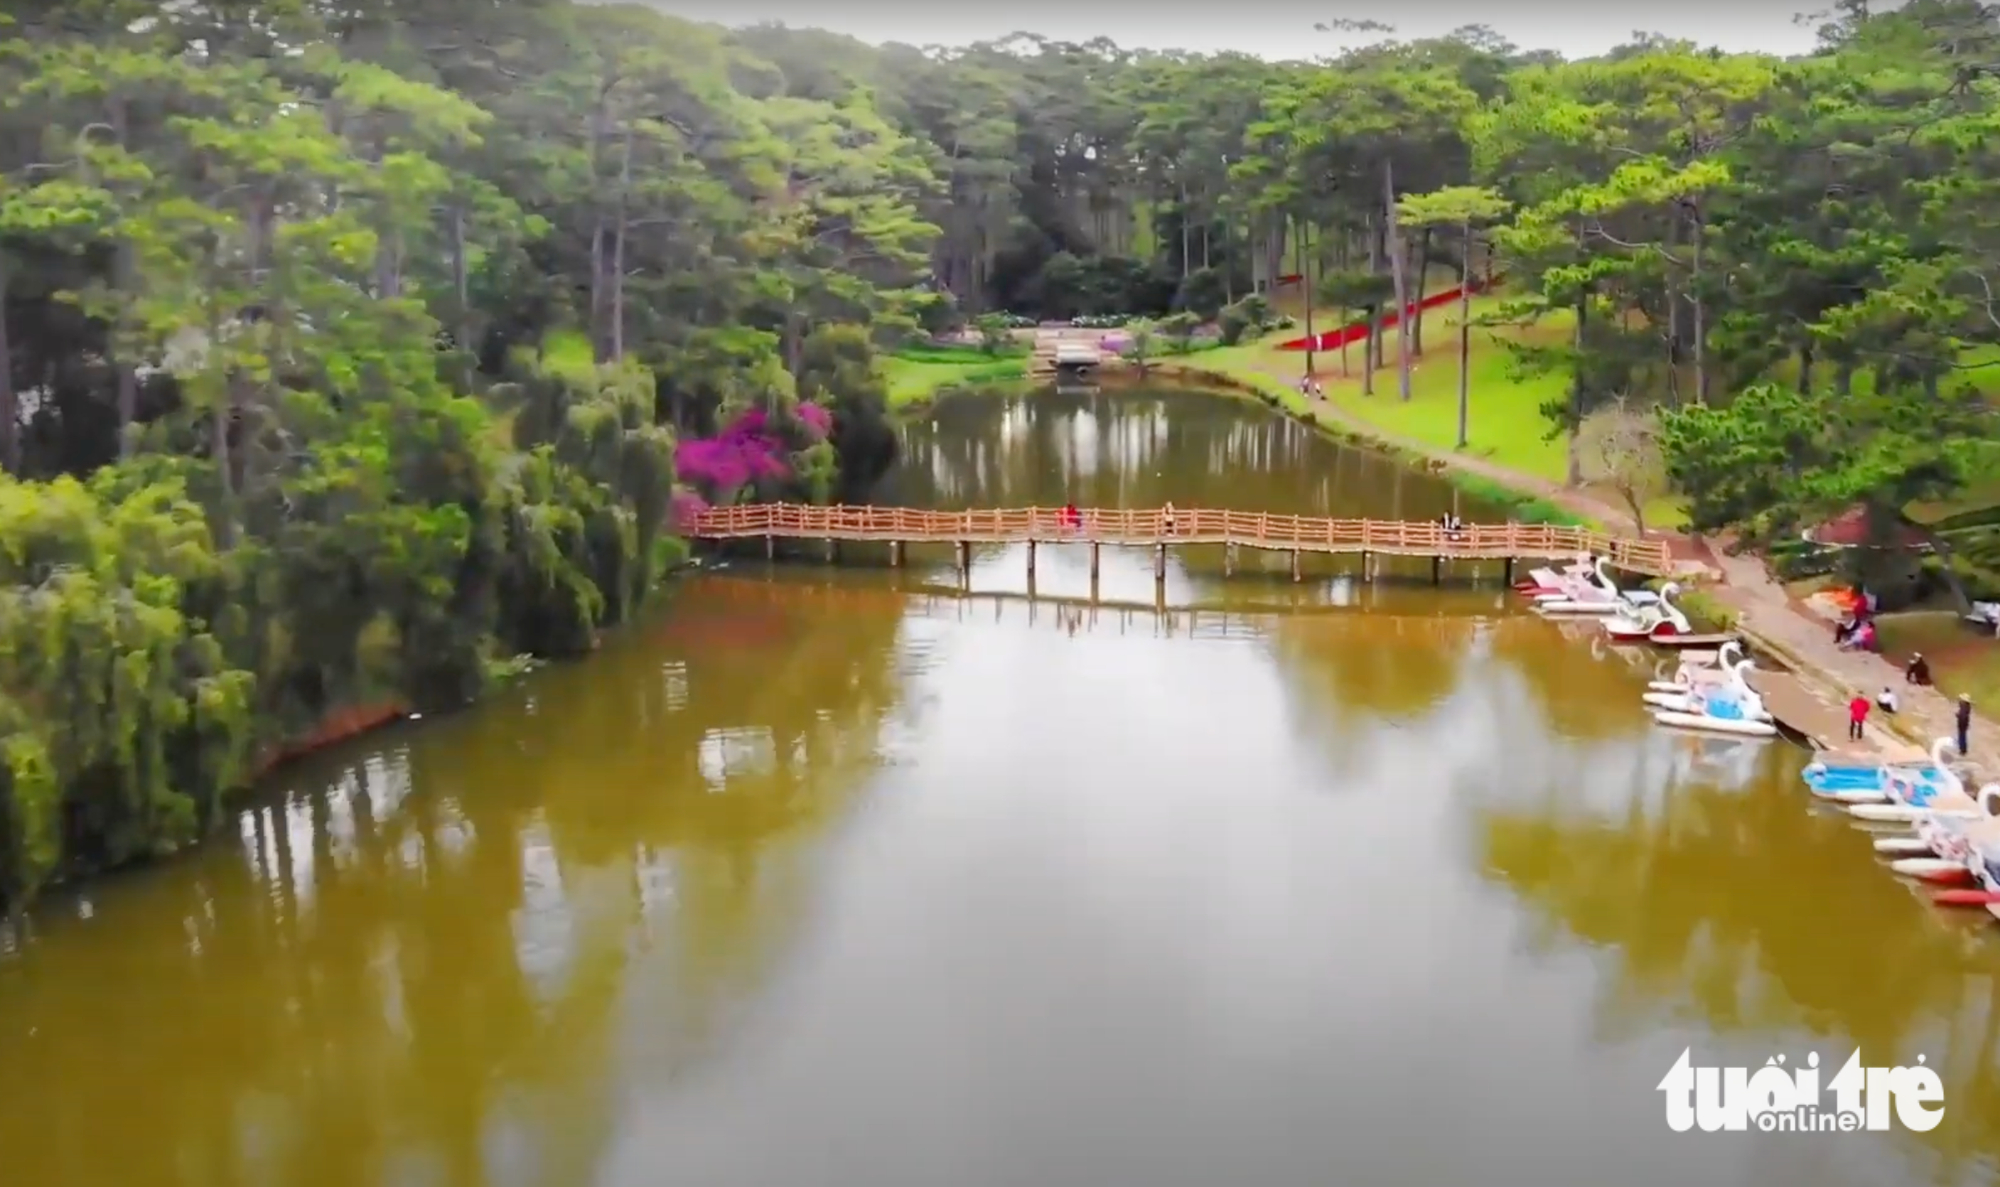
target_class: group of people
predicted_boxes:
[1834,590,1879,652]
[1839,640,1973,757]
[1437,512,1465,540]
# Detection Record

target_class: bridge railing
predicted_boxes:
[686,504,1673,574]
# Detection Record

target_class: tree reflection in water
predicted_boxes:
[1476,710,2000,1181]
[0,574,912,1187]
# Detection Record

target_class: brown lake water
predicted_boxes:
[4,389,2000,1186]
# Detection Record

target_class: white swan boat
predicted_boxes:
[1803,737,1950,805]
[1604,582,1694,642]
[1647,641,1744,693]
[1516,554,1596,596]
[1649,658,1779,736]
[1539,557,1656,616]
[1951,818,2000,918]
[1848,739,1990,823]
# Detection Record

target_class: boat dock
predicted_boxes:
[1745,669,1851,750]
[1647,632,1738,649]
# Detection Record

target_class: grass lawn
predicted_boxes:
[1176,294,1693,530]
[1873,610,2000,707]
[1196,295,1571,477]
[881,353,1026,408]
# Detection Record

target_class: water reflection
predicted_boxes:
[891,387,1479,526]
[7,391,2000,1187]
[1478,731,2000,1181]
[0,576,913,1187]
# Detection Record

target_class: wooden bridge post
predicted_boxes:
[1153,542,1167,584]
[1026,539,1037,579]
[1361,549,1372,582]
[765,533,774,561]
[955,540,970,576]
[1089,542,1101,580]
[1431,554,1442,585]
[890,540,904,568]
[1502,556,1514,585]
[826,538,839,564]
[1291,549,1302,583]
[1225,542,1237,577]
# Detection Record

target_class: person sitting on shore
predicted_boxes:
[1908,652,1932,685]
[1835,616,1858,646]
[1878,686,1899,715]
[1849,620,1878,652]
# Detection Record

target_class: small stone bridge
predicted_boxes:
[688,504,1674,582]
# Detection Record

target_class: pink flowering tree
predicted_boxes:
[674,401,834,504]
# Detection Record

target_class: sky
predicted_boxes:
[651,1,1851,60]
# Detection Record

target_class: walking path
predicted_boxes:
[1258,372,2000,769]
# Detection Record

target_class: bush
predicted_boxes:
[1174,268,1228,321]
[1676,588,1740,630]
[974,313,1016,355]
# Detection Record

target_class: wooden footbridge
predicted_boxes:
[688,504,1674,583]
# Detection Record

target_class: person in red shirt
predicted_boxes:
[1848,694,1870,741]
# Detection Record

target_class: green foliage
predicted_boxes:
[1217,294,1279,345]
[973,313,1015,356]
[0,0,953,903]
[1175,268,1229,321]
[1159,312,1201,353]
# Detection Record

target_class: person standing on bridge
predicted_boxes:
[1162,501,1177,536]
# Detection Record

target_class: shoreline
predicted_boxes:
[915,361,1982,766]
[32,384,1980,902]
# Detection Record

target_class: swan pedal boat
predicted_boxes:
[1845,740,1990,823]
[1649,658,1778,736]
[1802,742,1946,804]
[1937,816,2000,919]
[1647,643,1742,693]
[1603,583,1694,642]
[1514,555,1596,596]
[1539,557,1656,616]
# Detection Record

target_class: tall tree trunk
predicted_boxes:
[1383,162,1412,402]
[1296,217,1315,376]
[0,258,15,475]
[1457,221,1473,448]
[449,204,472,382]
[1690,201,1709,404]
[1568,286,1587,488]
[1798,343,1814,394]
[1267,215,1288,290]
[1178,179,1191,279]
[1664,210,1683,405]
[609,126,634,363]
[1363,211,1379,394]
[109,93,138,456]
[586,92,612,362]
[1222,209,1235,304]
[1411,226,1432,357]
[1371,209,1390,374]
